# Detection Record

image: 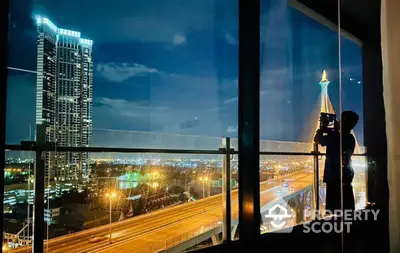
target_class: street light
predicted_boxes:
[152,182,159,189]
[199,177,209,199]
[105,192,117,244]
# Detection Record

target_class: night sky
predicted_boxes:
[6,0,363,148]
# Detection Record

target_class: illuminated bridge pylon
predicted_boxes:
[308,70,362,154]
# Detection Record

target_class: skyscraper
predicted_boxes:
[35,16,93,182]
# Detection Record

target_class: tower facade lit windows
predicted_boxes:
[36,16,93,182]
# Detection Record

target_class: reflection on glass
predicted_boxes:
[92,129,223,150]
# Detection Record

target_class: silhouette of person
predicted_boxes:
[314,111,359,212]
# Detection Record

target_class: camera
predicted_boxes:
[319,112,337,130]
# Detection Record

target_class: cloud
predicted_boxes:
[223,96,238,105]
[172,34,186,45]
[226,125,238,133]
[224,32,237,45]
[96,62,159,82]
[32,0,238,44]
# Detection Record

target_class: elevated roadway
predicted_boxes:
[9,170,320,253]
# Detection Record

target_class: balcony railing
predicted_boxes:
[3,130,368,253]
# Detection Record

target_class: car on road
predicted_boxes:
[88,236,107,243]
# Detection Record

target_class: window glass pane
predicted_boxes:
[260,155,314,233]
[340,37,367,210]
[39,152,223,252]
[8,0,38,72]
[8,0,237,251]
[3,151,35,250]
[6,0,240,151]
[6,69,37,144]
[259,0,340,233]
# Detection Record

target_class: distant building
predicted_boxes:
[44,207,61,224]
[3,182,86,207]
[3,219,32,249]
[35,16,93,182]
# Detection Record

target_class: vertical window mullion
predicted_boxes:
[238,0,261,245]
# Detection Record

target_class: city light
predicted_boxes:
[35,16,42,25]
[35,15,58,32]
[105,191,117,244]
[106,192,117,198]
[199,176,209,181]
[79,38,93,46]
[59,28,81,37]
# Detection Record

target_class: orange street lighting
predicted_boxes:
[106,192,117,198]
[106,191,117,244]
[199,176,210,198]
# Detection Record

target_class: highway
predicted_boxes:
[9,170,317,253]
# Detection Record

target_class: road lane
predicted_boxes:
[10,171,318,253]
[95,174,315,253]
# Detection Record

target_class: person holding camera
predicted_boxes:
[314,110,359,212]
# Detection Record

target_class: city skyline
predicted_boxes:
[6,0,363,148]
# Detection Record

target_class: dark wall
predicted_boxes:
[362,30,390,253]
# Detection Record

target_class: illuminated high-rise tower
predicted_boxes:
[35,16,93,182]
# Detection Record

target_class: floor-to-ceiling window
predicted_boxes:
[2,1,369,253]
